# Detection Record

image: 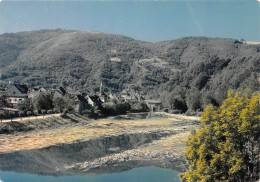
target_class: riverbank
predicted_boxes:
[0,112,200,175]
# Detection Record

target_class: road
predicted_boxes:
[0,113,61,123]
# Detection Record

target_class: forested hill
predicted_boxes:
[0,29,259,112]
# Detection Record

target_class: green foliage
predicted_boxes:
[16,98,33,112]
[0,31,259,113]
[26,111,32,116]
[53,96,75,113]
[181,90,260,182]
[82,107,101,119]
[41,110,47,115]
[33,92,54,111]
[186,87,202,112]
[18,111,24,117]
[53,97,66,113]
[115,102,131,114]
[9,111,15,121]
[47,110,53,114]
[99,102,131,116]
[0,94,7,108]
[0,112,4,122]
[33,110,38,115]
[169,95,187,113]
[130,102,149,113]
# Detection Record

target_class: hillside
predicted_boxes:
[0,29,259,112]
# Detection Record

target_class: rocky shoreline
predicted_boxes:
[0,112,200,176]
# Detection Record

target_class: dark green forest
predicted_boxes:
[0,29,259,113]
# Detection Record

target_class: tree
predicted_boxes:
[9,111,15,122]
[181,90,260,182]
[0,94,7,108]
[0,112,4,122]
[53,96,75,113]
[27,110,32,116]
[186,87,202,112]
[169,95,187,112]
[34,92,54,111]
[16,98,33,113]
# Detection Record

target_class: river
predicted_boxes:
[0,167,180,182]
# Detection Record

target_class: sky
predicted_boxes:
[0,0,259,42]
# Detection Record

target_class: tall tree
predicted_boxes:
[181,90,260,182]
[34,92,54,111]
[53,96,75,113]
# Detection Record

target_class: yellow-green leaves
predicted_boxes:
[181,90,260,182]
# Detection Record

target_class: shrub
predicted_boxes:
[170,109,182,114]
[47,110,53,114]
[185,110,197,116]
[41,109,47,114]
[27,111,32,116]
[18,111,24,117]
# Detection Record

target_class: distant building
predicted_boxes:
[67,89,81,96]
[0,88,7,95]
[147,100,162,112]
[120,89,145,102]
[99,91,109,103]
[6,84,29,105]
[28,87,46,99]
[73,95,90,113]
[108,93,119,103]
[53,86,66,98]
[98,82,109,103]
[85,95,103,107]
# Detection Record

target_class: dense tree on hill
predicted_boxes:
[181,90,260,182]
[0,30,259,113]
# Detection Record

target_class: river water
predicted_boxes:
[0,167,180,182]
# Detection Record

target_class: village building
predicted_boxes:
[67,90,81,96]
[108,93,119,103]
[147,99,162,112]
[120,89,145,102]
[85,95,103,107]
[99,91,109,103]
[97,82,109,103]
[0,88,7,95]
[52,86,66,98]
[6,84,29,105]
[73,95,90,113]
[28,87,47,99]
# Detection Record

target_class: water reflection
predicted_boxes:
[0,167,180,182]
[0,112,181,181]
[0,131,170,176]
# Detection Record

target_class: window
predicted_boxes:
[13,91,16,94]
